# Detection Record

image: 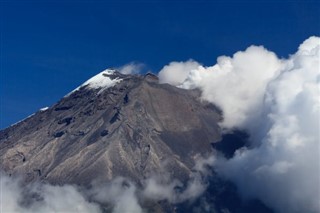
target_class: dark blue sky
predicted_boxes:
[1,0,319,129]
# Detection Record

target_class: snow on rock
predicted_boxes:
[9,106,49,127]
[9,107,49,128]
[39,107,49,112]
[9,113,35,127]
[68,69,122,95]
[82,69,121,89]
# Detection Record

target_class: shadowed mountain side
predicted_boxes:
[212,130,249,159]
[176,175,274,213]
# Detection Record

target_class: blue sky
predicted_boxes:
[1,0,319,129]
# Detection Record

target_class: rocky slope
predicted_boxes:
[0,70,221,185]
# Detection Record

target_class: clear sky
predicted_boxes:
[1,0,319,129]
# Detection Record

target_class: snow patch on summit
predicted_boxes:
[82,69,122,89]
[68,69,122,96]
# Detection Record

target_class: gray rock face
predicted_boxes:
[0,72,221,185]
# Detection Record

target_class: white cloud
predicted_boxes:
[181,46,284,130]
[158,60,201,86]
[118,62,144,75]
[143,156,212,203]
[0,159,211,213]
[0,174,101,213]
[158,36,320,213]
[0,174,143,213]
[88,177,142,213]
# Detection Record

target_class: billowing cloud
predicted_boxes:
[158,60,201,86]
[181,46,283,130]
[158,36,320,213]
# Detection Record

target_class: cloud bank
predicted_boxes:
[158,36,320,213]
[0,157,212,213]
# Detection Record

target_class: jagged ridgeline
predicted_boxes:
[0,69,221,184]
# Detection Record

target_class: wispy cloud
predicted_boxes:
[117,62,145,75]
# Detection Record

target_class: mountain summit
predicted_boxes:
[0,70,221,185]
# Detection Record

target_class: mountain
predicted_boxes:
[0,70,276,213]
[0,70,221,185]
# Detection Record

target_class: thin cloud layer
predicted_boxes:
[159,36,320,213]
